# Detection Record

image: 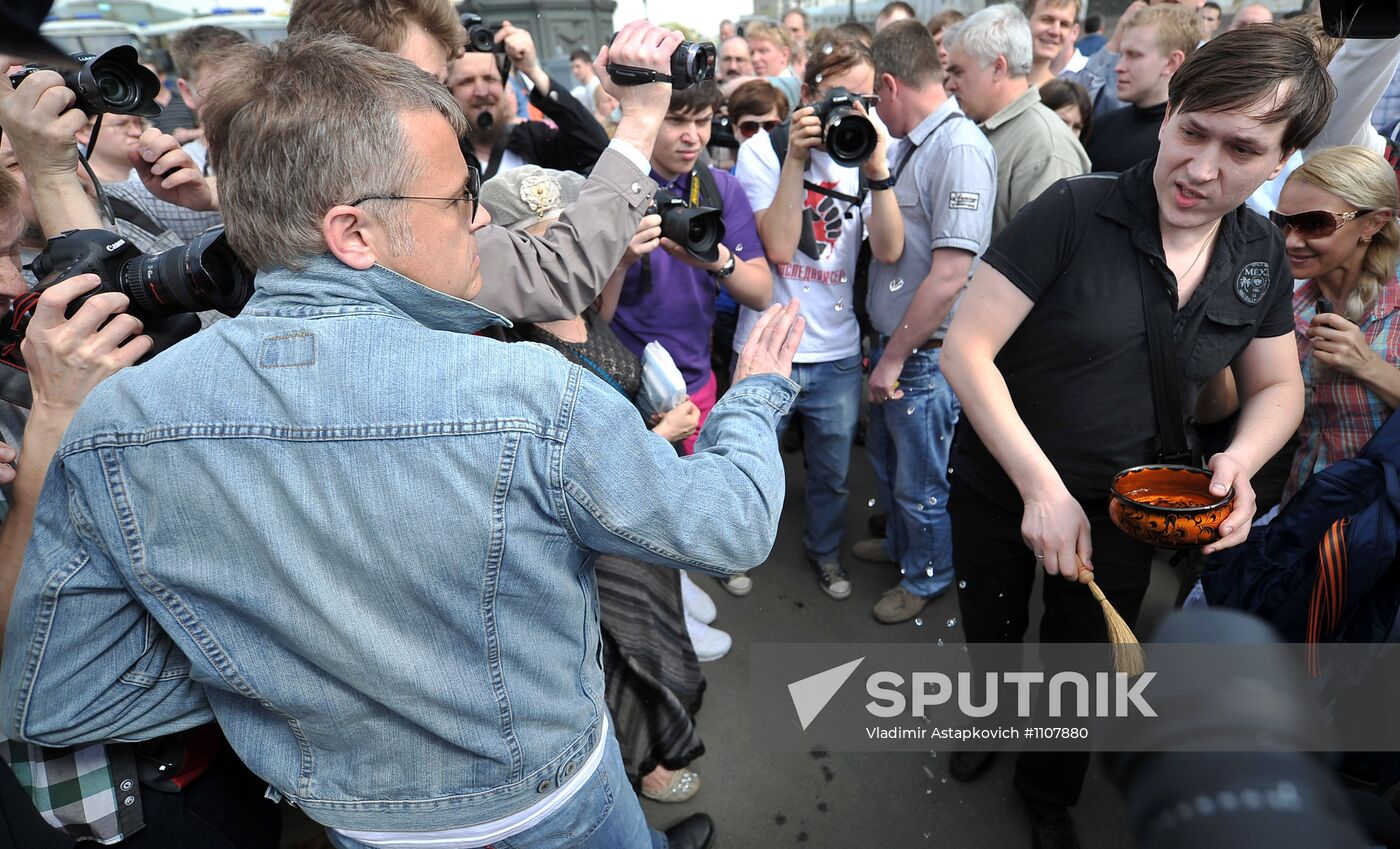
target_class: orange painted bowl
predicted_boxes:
[1108,465,1235,549]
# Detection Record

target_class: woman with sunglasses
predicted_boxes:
[1272,145,1400,503]
[726,79,789,144]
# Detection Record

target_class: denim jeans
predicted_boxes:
[328,735,665,849]
[776,353,864,561]
[866,343,959,598]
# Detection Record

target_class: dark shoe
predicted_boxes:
[949,750,997,782]
[1030,809,1080,849]
[664,812,715,849]
[809,557,851,600]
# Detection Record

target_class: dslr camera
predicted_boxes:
[605,33,715,90]
[460,13,506,53]
[8,45,161,118]
[811,87,878,168]
[647,190,725,264]
[0,227,254,374]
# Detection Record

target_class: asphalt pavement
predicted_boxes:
[638,444,1184,848]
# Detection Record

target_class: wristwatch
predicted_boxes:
[867,174,896,191]
[712,250,737,279]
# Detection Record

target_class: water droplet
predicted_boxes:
[929,496,938,506]
[937,638,944,647]
[867,498,876,507]
[905,407,914,416]
[925,566,935,577]
[997,592,1004,598]
[815,73,824,84]
[888,277,905,292]
[941,778,948,784]
[803,283,811,292]
[931,752,937,757]
[958,580,967,589]
[916,502,925,510]
[946,618,957,627]
[735,243,744,252]
[947,467,954,475]
[834,298,844,312]
[823,43,834,54]
[913,617,923,627]
[840,272,849,284]
[926,788,933,795]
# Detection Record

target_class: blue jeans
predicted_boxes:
[328,734,665,849]
[776,353,864,561]
[866,343,959,598]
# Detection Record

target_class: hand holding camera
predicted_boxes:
[0,69,88,179]
[785,105,824,165]
[493,22,540,77]
[621,213,663,266]
[20,273,151,417]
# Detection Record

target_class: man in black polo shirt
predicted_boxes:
[940,26,1333,849]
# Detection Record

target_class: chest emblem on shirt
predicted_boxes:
[1235,262,1270,306]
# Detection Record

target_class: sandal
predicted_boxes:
[640,767,701,803]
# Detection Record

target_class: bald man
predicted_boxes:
[1231,3,1274,29]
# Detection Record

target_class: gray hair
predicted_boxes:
[202,34,468,271]
[943,3,1033,78]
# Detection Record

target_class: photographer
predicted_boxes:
[600,80,772,463]
[733,31,902,602]
[448,20,611,180]
[0,32,803,849]
[288,0,683,325]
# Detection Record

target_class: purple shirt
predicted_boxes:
[610,166,764,393]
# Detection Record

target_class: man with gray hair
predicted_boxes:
[0,29,807,849]
[943,3,1090,235]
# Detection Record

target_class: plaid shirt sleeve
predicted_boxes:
[2,740,143,844]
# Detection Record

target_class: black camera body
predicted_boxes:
[8,45,161,117]
[605,34,715,90]
[811,86,877,168]
[0,227,254,374]
[647,190,725,264]
[460,13,506,53]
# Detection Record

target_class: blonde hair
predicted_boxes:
[744,21,795,55]
[1123,5,1203,61]
[1287,145,1400,322]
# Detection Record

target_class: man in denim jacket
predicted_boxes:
[0,31,805,849]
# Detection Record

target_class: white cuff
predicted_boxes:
[607,139,652,176]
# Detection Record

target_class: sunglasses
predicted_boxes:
[736,118,781,138]
[1268,207,1373,239]
[349,165,482,222]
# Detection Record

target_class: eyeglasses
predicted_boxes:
[1268,207,1373,239]
[813,90,881,109]
[349,166,481,223]
[737,118,781,138]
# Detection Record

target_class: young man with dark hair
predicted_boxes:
[856,20,995,624]
[603,81,772,462]
[1086,4,1200,172]
[569,47,600,108]
[1199,1,1223,39]
[941,26,1334,849]
[1076,14,1105,55]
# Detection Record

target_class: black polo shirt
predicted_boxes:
[951,158,1293,508]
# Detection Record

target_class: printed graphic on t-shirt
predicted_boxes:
[799,180,849,262]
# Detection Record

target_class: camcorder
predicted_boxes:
[7,45,161,117]
[648,191,725,264]
[460,13,505,54]
[811,87,878,168]
[605,32,715,90]
[0,227,254,377]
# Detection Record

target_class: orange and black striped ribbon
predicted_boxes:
[1306,518,1350,677]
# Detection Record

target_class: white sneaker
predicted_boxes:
[680,572,717,625]
[721,572,753,596]
[684,613,732,662]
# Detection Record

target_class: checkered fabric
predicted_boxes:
[1,741,143,844]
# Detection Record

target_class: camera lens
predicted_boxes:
[119,227,253,318]
[824,108,876,168]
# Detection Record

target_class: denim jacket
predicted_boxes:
[0,255,798,831]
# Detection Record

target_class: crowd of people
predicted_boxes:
[0,0,1398,847]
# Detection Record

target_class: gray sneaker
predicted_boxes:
[872,585,931,624]
[809,557,851,600]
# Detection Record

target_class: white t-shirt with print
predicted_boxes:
[732,133,871,363]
